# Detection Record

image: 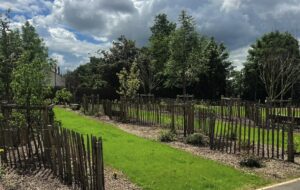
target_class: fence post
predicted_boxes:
[209,112,216,150]
[287,105,294,162]
[171,103,175,133]
[83,94,87,114]
[91,94,95,115]
[187,102,194,135]
[95,139,105,190]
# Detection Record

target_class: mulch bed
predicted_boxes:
[0,166,140,190]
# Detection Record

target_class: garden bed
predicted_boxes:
[0,166,140,190]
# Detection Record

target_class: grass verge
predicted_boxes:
[55,107,268,190]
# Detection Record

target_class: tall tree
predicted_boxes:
[196,38,232,99]
[101,35,139,91]
[242,60,266,100]
[12,21,49,105]
[245,31,300,100]
[0,11,22,101]
[165,10,203,95]
[149,14,176,86]
[136,47,161,94]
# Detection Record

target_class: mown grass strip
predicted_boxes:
[55,107,268,190]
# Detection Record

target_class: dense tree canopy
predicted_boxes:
[241,31,300,101]
[65,10,234,100]
[0,12,51,105]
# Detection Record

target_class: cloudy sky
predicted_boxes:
[1,0,300,72]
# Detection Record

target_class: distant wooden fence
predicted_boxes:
[82,95,299,162]
[0,103,105,190]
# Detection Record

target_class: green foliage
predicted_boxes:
[243,31,300,100]
[54,88,72,104]
[148,13,176,91]
[201,38,232,97]
[185,133,208,146]
[11,51,50,105]
[159,130,176,142]
[0,11,22,101]
[165,10,205,94]
[117,62,141,99]
[136,47,161,93]
[0,12,51,104]
[240,155,263,168]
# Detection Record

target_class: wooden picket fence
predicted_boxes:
[82,95,299,162]
[0,103,105,190]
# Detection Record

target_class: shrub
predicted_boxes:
[53,88,72,105]
[239,156,263,168]
[70,103,81,111]
[185,133,208,146]
[159,130,176,142]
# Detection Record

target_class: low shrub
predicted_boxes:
[159,130,176,142]
[70,103,81,111]
[185,133,208,146]
[239,155,263,168]
[53,88,72,105]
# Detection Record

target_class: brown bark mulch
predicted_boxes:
[0,166,140,190]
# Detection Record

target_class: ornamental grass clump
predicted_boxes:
[239,155,263,168]
[185,133,208,146]
[159,130,176,142]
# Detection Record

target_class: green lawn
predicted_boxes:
[55,107,268,190]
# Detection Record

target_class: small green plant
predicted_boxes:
[53,88,72,105]
[239,155,263,168]
[185,133,208,146]
[159,130,176,142]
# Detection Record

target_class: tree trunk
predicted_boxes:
[182,73,186,96]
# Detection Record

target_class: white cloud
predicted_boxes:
[221,0,241,13]
[46,27,106,57]
[3,0,300,72]
[229,45,250,70]
[50,53,65,66]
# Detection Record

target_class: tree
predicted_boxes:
[149,14,176,86]
[165,10,203,95]
[226,70,244,97]
[117,62,141,99]
[136,47,161,94]
[195,38,232,99]
[11,22,50,105]
[246,31,300,100]
[0,11,22,101]
[54,88,72,105]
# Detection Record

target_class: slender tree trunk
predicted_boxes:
[182,73,186,95]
